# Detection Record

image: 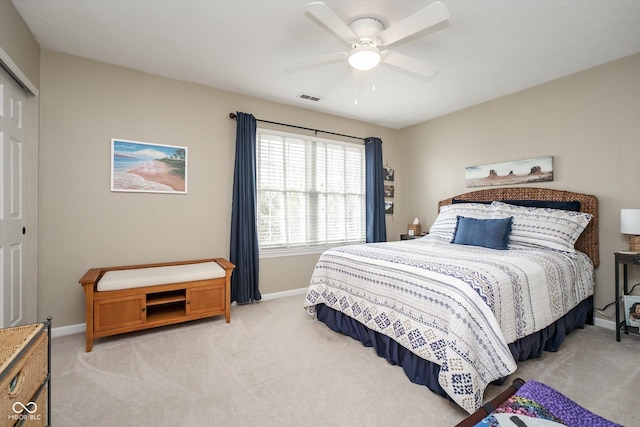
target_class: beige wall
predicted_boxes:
[38,50,401,327]
[0,0,40,86]
[398,53,640,321]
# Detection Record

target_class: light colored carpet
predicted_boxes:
[51,295,638,426]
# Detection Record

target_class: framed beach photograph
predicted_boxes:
[624,295,640,327]
[111,139,187,194]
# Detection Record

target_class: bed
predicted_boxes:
[303,187,599,414]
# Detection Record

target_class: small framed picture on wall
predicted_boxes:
[384,166,394,181]
[384,185,394,197]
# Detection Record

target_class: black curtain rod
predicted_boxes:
[229,112,366,142]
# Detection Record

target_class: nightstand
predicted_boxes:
[614,251,640,341]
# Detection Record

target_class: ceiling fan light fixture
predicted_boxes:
[348,45,381,71]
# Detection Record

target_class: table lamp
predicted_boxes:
[621,209,640,252]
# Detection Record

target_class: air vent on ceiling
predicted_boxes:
[298,93,321,102]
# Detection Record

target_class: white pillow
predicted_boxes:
[429,203,494,242]
[491,201,592,253]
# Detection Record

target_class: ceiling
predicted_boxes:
[12,0,640,129]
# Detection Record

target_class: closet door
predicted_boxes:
[0,68,28,328]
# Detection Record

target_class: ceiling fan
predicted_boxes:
[288,1,450,79]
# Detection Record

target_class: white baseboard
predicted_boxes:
[51,322,86,338]
[593,317,615,330]
[259,287,307,301]
[51,287,309,338]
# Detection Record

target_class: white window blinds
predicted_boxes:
[257,129,365,252]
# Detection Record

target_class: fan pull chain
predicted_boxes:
[372,68,376,92]
[354,70,359,104]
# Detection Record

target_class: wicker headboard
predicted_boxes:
[438,187,599,267]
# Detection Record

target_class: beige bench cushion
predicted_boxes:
[97,262,225,292]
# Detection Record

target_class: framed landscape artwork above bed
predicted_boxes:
[111,138,188,194]
[465,156,553,188]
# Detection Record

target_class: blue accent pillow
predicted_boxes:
[451,216,513,250]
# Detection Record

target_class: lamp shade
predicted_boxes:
[621,209,640,235]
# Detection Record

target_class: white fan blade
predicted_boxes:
[378,1,449,46]
[382,51,438,79]
[305,2,358,46]
[285,51,349,70]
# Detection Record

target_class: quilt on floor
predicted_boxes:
[473,381,621,427]
[303,236,594,413]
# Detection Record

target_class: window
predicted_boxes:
[256,129,365,254]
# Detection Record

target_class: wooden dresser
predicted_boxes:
[0,318,51,426]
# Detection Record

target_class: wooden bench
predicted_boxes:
[79,258,235,352]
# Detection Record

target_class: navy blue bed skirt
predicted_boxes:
[315,296,593,401]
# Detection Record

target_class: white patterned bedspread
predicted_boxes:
[303,236,594,414]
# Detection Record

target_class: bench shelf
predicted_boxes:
[147,290,186,306]
[79,258,235,352]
